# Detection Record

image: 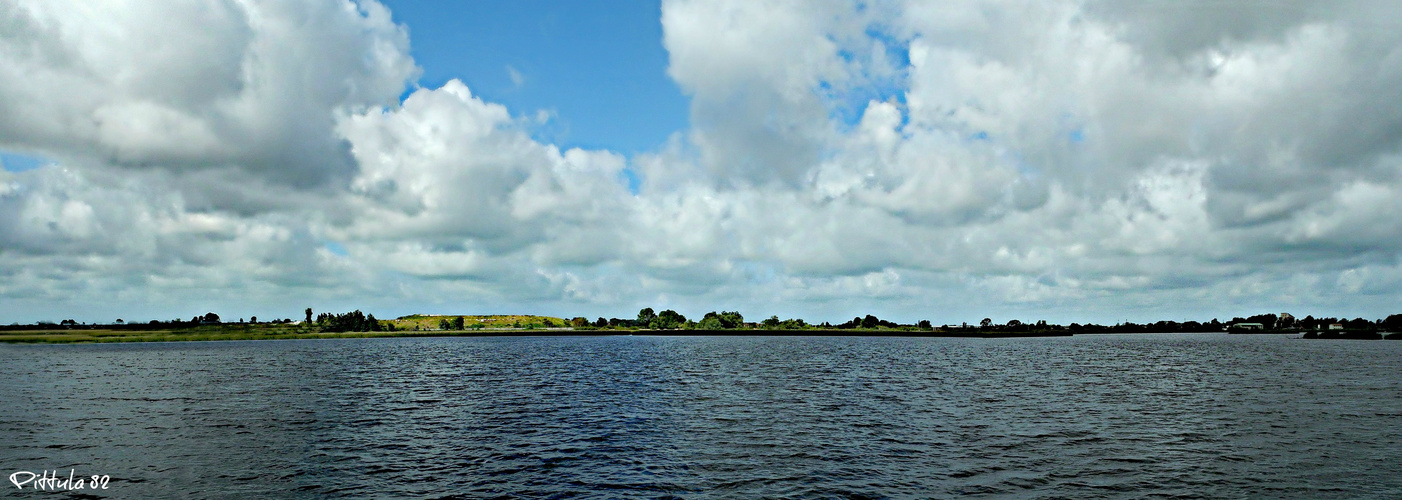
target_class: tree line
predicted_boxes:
[555,309,1402,336]
[567,309,977,331]
[3,308,367,332]
[8,308,1402,338]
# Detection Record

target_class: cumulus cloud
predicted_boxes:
[333,80,635,274]
[0,0,417,190]
[3,0,1402,324]
[0,165,372,323]
[637,0,1402,320]
[662,0,881,186]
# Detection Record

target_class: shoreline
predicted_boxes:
[0,328,1074,344]
[7,328,1398,345]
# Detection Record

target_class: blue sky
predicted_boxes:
[0,152,47,172]
[3,1,1402,325]
[382,0,688,155]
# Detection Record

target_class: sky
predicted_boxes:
[3,0,1402,326]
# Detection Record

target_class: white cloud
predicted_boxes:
[333,80,634,271]
[0,0,418,189]
[4,0,1402,324]
[506,65,525,88]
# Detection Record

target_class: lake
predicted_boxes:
[2,334,1399,498]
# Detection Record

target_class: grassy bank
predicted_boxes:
[389,314,565,331]
[0,326,585,344]
[0,325,1077,344]
[0,314,573,344]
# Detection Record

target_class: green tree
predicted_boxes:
[637,307,657,325]
[305,308,312,323]
[861,315,879,329]
[719,311,744,328]
[653,309,686,329]
[701,311,745,329]
[779,318,806,329]
[1245,313,1279,330]
[763,315,781,328]
[980,318,992,328]
[1383,314,1402,331]
[452,316,465,330]
[698,316,723,330]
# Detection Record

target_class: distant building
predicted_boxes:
[1232,323,1264,331]
[1329,323,1344,330]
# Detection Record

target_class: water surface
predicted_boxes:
[2,334,1399,498]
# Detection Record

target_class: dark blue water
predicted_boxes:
[2,334,1399,498]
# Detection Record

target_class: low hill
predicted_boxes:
[391,314,566,331]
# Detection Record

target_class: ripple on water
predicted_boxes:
[1,334,1400,498]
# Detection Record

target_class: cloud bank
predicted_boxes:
[3,0,1402,324]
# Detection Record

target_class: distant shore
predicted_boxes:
[5,310,1396,343]
[6,309,1401,344]
[0,327,1076,344]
